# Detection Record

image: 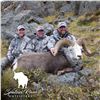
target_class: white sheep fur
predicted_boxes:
[68,42,82,59]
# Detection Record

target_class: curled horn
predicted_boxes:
[53,38,74,56]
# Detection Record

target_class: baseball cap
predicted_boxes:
[17,25,25,30]
[36,26,44,31]
[58,22,67,28]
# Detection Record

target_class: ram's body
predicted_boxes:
[13,39,82,74]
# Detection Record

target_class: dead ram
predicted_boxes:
[13,39,83,74]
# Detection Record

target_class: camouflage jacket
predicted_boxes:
[47,30,76,49]
[7,34,34,60]
[32,35,50,52]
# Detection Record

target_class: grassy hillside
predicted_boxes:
[1,13,100,100]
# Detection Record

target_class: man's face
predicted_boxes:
[36,30,44,38]
[58,26,67,34]
[17,28,25,38]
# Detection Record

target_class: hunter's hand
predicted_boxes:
[50,48,58,56]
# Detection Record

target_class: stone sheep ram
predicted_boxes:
[13,39,83,74]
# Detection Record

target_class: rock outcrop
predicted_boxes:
[1,1,100,40]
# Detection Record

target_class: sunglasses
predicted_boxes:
[38,30,44,32]
[59,26,66,28]
[19,28,25,31]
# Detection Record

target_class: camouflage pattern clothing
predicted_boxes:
[7,34,34,60]
[1,34,34,70]
[47,29,76,50]
[32,35,50,52]
[47,30,83,69]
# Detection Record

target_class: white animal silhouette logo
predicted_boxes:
[13,72,28,88]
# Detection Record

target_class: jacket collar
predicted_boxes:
[54,30,69,38]
[36,35,46,40]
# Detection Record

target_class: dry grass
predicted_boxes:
[1,39,9,58]
[44,15,56,23]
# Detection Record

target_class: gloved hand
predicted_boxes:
[7,55,14,62]
[12,50,22,57]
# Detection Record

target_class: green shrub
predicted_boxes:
[1,68,17,90]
